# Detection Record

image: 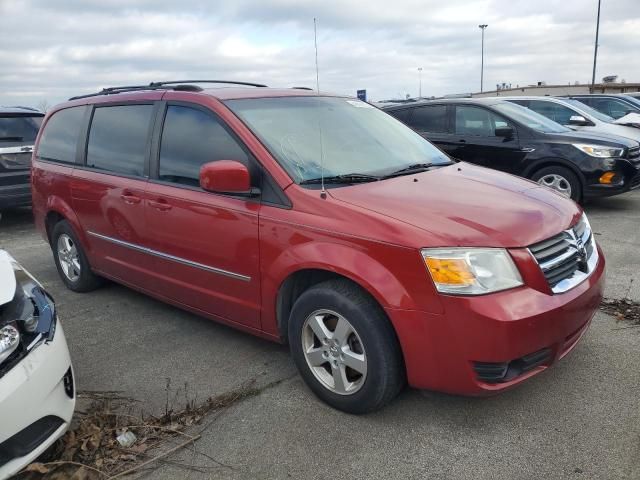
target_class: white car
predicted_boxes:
[502,96,640,143]
[0,250,75,479]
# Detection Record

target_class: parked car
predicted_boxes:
[565,94,640,120]
[383,98,640,202]
[627,92,640,100]
[0,250,75,478]
[0,107,44,210]
[32,81,605,413]
[501,96,640,142]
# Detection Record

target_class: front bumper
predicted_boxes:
[388,245,605,395]
[0,322,75,478]
[584,161,640,198]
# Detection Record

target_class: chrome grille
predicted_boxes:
[628,146,640,165]
[529,215,598,294]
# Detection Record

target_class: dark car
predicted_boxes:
[383,98,640,202]
[0,107,44,209]
[565,94,640,120]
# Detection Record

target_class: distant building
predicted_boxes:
[472,82,640,98]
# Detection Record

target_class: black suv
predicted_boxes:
[383,98,640,202]
[0,107,44,209]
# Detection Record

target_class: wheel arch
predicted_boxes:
[522,158,585,185]
[43,196,89,250]
[267,242,425,343]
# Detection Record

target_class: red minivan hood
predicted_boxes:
[328,163,580,248]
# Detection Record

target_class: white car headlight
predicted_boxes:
[421,248,523,295]
[572,143,624,158]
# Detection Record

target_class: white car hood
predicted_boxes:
[0,250,17,306]
[613,112,640,129]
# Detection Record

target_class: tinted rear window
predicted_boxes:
[407,105,448,133]
[37,107,85,163]
[0,115,43,143]
[86,105,153,176]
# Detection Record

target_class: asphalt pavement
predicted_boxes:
[0,191,638,480]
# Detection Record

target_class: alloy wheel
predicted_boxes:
[301,309,367,395]
[57,233,81,282]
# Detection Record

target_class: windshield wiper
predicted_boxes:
[0,136,24,142]
[381,163,440,179]
[299,173,380,185]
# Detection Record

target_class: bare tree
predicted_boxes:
[36,99,49,112]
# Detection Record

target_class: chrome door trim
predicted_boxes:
[87,231,251,282]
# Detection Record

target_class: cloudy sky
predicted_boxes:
[0,0,638,107]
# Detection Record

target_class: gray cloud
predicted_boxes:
[0,0,638,107]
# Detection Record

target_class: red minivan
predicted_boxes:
[31,81,605,413]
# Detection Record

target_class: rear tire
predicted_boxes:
[51,220,103,292]
[288,279,405,414]
[531,165,582,203]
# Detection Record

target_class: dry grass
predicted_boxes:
[600,297,640,327]
[16,379,281,479]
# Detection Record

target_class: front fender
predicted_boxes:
[260,238,444,337]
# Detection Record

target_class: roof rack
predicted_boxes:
[68,80,268,101]
[149,80,267,88]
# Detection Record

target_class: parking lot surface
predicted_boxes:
[1,191,639,480]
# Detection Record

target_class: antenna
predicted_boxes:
[314,17,326,197]
[314,18,320,94]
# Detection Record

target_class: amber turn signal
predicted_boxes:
[599,172,616,184]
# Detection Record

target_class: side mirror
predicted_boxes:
[199,160,254,196]
[568,115,590,126]
[495,126,514,138]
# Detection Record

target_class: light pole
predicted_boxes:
[591,0,602,91]
[478,24,488,93]
[418,67,423,98]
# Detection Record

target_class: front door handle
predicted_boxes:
[459,139,466,143]
[149,199,172,211]
[120,193,141,204]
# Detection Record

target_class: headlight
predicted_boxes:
[0,252,56,368]
[572,144,624,158]
[0,325,20,364]
[421,248,523,295]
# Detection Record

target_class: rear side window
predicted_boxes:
[0,115,43,143]
[407,105,448,133]
[87,105,153,177]
[575,97,593,107]
[455,106,510,136]
[158,105,248,187]
[388,109,411,123]
[527,101,574,125]
[591,98,630,119]
[38,107,85,163]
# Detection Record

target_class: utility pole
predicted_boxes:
[591,0,602,92]
[418,67,423,98]
[478,24,488,93]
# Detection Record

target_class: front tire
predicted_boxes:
[51,220,103,292]
[531,165,582,202]
[288,279,405,414]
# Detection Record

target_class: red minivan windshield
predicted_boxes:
[226,96,451,184]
